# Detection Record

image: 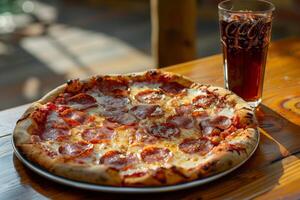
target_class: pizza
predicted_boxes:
[13,70,258,186]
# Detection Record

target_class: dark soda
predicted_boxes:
[220,14,272,102]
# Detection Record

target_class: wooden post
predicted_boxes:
[151,0,197,68]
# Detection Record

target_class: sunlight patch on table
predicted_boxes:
[22,77,40,101]
[20,24,153,79]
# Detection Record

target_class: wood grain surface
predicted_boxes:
[1,37,300,200]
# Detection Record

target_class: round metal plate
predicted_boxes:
[12,131,259,193]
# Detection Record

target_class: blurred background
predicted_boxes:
[0,0,299,110]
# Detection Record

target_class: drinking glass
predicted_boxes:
[218,0,275,107]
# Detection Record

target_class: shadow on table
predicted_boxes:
[13,155,188,200]
[13,104,300,199]
[256,104,300,161]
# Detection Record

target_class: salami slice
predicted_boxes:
[147,123,180,139]
[160,82,186,94]
[176,104,193,115]
[198,115,232,135]
[102,119,121,129]
[133,129,158,144]
[192,94,216,108]
[97,78,129,96]
[30,108,48,126]
[30,103,57,133]
[135,90,164,104]
[97,95,130,112]
[60,110,86,127]
[54,93,72,104]
[192,110,209,119]
[100,150,136,170]
[130,105,164,120]
[179,138,212,155]
[198,119,221,135]
[41,128,70,141]
[58,142,93,157]
[107,112,137,126]
[66,93,97,110]
[81,126,114,143]
[210,115,232,130]
[41,110,71,141]
[141,147,172,163]
[167,115,194,129]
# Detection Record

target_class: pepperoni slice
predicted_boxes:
[62,119,79,127]
[192,94,216,108]
[133,129,158,144]
[167,115,194,129]
[176,104,193,115]
[102,119,121,129]
[30,105,53,132]
[107,112,137,126]
[198,115,232,135]
[135,90,164,104]
[54,93,72,104]
[50,118,69,129]
[141,147,172,164]
[220,125,237,139]
[45,102,57,111]
[160,82,186,94]
[147,123,180,139]
[60,110,86,127]
[81,126,114,143]
[58,142,93,157]
[41,128,70,141]
[179,138,212,155]
[97,78,129,96]
[130,105,164,120]
[67,93,97,110]
[100,150,135,170]
[98,96,130,113]
[67,111,86,124]
[210,115,232,130]
[42,110,71,141]
[192,110,209,119]
[198,118,222,135]
[69,111,86,121]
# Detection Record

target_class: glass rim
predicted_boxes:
[218,0,275,14]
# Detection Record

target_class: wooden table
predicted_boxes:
[1,37,300,200]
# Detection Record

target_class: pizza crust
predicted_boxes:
[197,128,258,176]
[38,84,67,104]
[19,143,119,185]
[13,69,259,186]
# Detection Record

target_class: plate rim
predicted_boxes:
[12,130,260,193]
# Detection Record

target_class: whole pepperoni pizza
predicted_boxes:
[14,70,258,186]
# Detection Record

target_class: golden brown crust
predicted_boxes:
[13,69,259,186]
[18,144,117,185]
